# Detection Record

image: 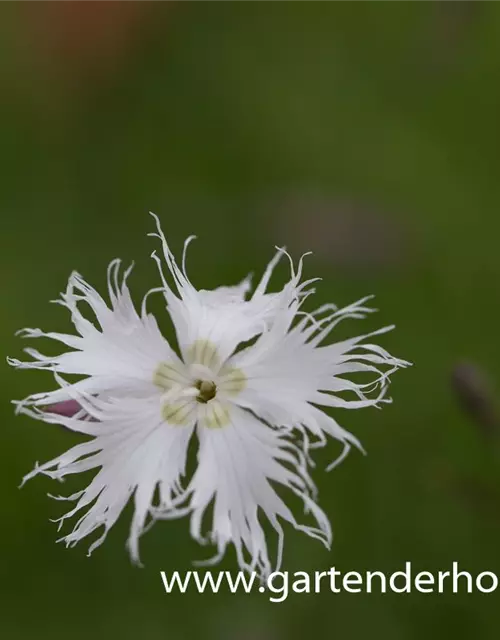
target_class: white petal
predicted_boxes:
[9,260,181,405]
[150,214,310,369]
[156,405,331,578]
[22,396,195,565]
[228,293,410,463]
[197,276,253,305]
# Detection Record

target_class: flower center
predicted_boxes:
[195,379,217,403]
[152,340,246,428]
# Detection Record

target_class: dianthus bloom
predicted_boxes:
[9,213,409,578]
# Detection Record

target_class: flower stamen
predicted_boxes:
[195,380,217,404]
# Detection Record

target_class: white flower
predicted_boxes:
[9,213,409,578]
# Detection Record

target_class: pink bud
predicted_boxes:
[45,399,82,418]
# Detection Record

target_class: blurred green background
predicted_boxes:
[2,2,500,638]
